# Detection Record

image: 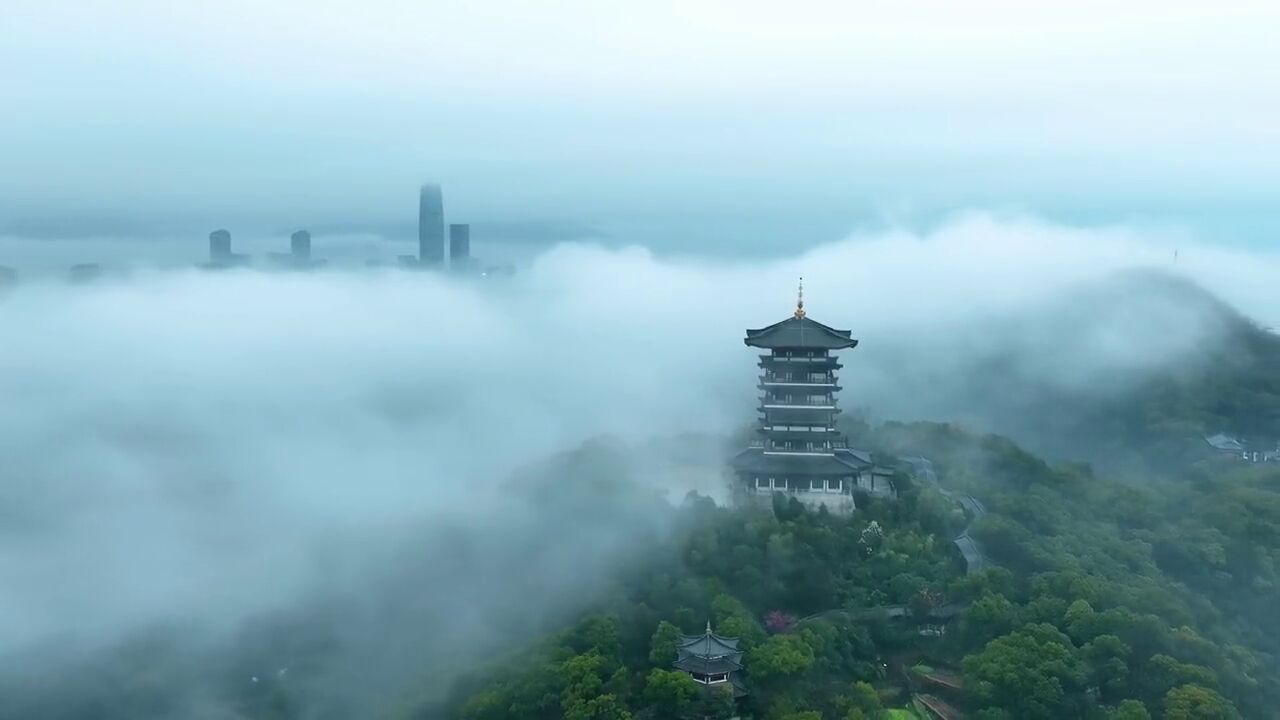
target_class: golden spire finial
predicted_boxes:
[794,277,806,319]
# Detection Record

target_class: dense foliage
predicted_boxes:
[435,471,967,720]
[438,417,1280,719]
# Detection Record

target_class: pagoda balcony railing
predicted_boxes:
[759,354,840,364]
[760,405,841,415]
[760,397,836,407]
[749,440,849,450]
[759,374,837,386]
[760,408,838,415]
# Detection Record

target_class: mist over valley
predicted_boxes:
[2,214,1278,717]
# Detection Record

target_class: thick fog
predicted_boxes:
[1,213,1277,715]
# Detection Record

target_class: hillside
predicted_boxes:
[860,270,1280,477]
[434,425,1280,720]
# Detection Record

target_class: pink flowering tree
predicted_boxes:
[764,609,797,634]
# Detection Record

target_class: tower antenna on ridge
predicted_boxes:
[794,277,806,319]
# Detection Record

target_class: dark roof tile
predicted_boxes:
[745,316,858,350]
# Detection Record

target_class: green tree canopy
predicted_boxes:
[1163,684,1240,720]
[963,624,1084,720]
[749,635,816,685]
[642,669,697,718]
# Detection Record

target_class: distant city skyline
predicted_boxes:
[3,2,1278,255]
[0,180,527,277]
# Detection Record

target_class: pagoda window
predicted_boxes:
[809,478,823,491]
[708,673,728,684]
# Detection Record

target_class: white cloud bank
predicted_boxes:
[0,213,1276,709]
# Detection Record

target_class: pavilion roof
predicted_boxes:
[953,534,987,572]
[1205,433,1245,451]
[674,654,743,674]
[677,627,741,655]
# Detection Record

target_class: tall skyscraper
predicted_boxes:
[204,228,249,268]
[449,223,471,266]
[209,229,232,263]
[290,230,312,261]
[418,184,444,266]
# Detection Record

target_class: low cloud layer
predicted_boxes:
[0,212,1276,714]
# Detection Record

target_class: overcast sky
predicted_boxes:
[3,1,1278,253]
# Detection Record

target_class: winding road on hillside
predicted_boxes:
[796,456,991,627]
[902,456,989,574]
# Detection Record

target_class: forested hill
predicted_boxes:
[876,423,1280,715]
[440,426,1280,720]
[865,270,1280,476]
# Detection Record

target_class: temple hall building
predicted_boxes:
[730,282,896,514]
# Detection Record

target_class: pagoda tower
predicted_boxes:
[673,622,748,698]
[731,280,886,514]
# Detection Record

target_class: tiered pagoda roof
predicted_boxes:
[744,315,859,350]
[674,623,748,697]
[675,625,743,673]
[729,448,871,476]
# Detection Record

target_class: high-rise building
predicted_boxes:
[204,229,249,268]
[449,223,471,267]
[729,280,894,514]
[209,229,232,263]
[68,263,103,283]
[418,184,444,266]
[290,230,312,261]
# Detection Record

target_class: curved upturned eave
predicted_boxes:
[743,316,858,350]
